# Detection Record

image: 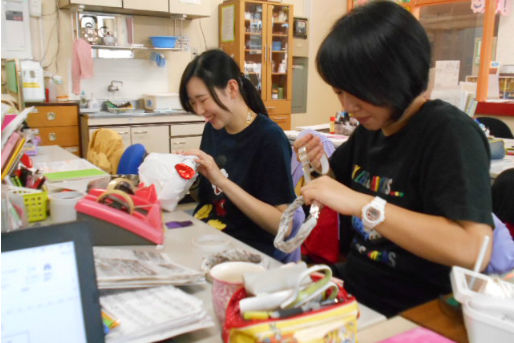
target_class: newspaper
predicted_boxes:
[101,285,214,343]
[94,247,205,289]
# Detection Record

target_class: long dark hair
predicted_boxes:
[316,1,431,120]
[179,49,268,116]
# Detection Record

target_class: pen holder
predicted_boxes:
[223,274,358,343]
[8,186,48,222]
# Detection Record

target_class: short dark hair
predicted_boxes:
[492,168,514,223]
[179,49,267,116]
[316,1,431,119]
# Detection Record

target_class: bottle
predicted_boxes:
[329,116,336,134]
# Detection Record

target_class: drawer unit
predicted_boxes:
[38,127,80,147]
[170,136,202,151]
[269,114,291,131]
[81,114,205,157]
[27,103,81,156]
[26,105,78,127]
[170,123,205,136]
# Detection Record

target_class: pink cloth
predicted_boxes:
[72,38,94,95]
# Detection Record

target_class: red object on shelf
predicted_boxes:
[475,101,514,116]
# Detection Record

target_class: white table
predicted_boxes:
[285,130,514,180]
[31,145,109,193]
[155,210,387,342]
[490,138,514,180]
[32,145,387,342]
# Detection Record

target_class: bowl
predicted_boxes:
[149,36,177,48]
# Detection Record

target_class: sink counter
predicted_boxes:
[79,111,205,157]
[81,111,204,126]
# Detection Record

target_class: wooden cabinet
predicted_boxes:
[170,0,210,17]
[88,125,169,153]
[59,0,209,17]
[169,122,204,151]
[124,0,168,12]
[130,125,169,152]
[26,103,81,156]
[58,0,122,8]
[219,0,293,130]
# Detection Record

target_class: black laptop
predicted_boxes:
[1,221,105,343]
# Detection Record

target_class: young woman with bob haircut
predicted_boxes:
[295,1,493,316]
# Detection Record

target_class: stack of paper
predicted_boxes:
[101,285,214,343]
[94,247,205,289]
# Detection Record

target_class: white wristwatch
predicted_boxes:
[361,196,386,231]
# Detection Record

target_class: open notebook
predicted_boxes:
[1,222,105,343]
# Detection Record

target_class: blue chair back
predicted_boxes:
[117,144,147,175]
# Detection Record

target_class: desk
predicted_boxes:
[30,145,386,342]
[157,210,386,342]
[401,298,468,343]
[490,138,514,180]
[357,297,468,343]
[31,145,109,193]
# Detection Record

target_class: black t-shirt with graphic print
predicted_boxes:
[330,99,493,317]
[194,113,295,258]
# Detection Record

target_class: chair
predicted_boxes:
[87,128,125,174]
[476,117,514,138]
[117,144,147,175]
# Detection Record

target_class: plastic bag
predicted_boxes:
[138,153,198,211]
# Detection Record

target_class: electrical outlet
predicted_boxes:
[191,47,198,56]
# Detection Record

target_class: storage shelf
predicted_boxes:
[91,45,182,51]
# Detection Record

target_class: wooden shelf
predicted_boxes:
[91,45,182,51]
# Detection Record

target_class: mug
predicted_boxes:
[209,261,265,324]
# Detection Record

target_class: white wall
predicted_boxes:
[28,1,514,128]
[37,0,223,101]
[497,11,514,67]
[292,0,347,128]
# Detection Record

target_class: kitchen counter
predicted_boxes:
[80,111,205,157]
[81,111,204,126]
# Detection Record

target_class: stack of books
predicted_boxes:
[1,106,33,182]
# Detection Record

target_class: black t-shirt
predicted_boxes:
[194,114,295,257]
[331,99,493,316]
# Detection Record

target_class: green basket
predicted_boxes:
[9,187,48,222]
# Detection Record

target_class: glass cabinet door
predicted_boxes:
[269,4,290,101]
[244,2,265,96]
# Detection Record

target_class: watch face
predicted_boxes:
[365,207,380,222]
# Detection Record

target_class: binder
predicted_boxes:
[1,131,21,170]
[1,137,26,180]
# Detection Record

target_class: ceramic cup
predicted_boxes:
[209,261,265,324]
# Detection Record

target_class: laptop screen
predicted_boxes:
[1,222,105,343]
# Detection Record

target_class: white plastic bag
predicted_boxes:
[138,153,198,211]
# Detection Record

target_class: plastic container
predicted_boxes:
[20,60,45,102]
[149,36,177,48]
[450,266,514,343]
[9,186,48,222]
[330,116,336,134]
[462,298,514,343]
[143,93,181,111]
